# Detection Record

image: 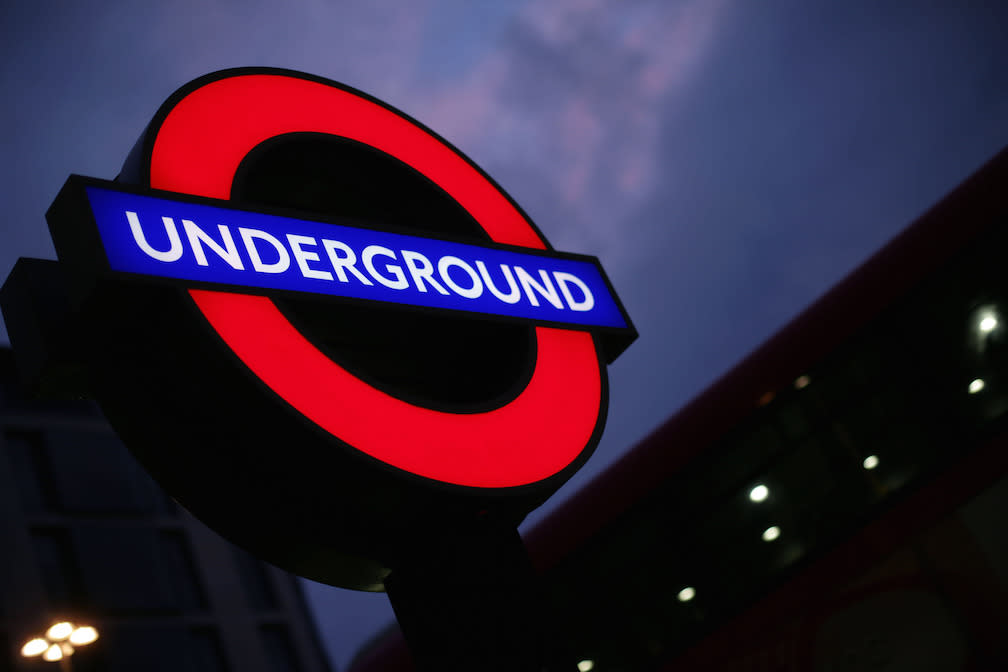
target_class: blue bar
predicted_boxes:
[84,186,628,330]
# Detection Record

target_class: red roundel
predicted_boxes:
[147,72,602,488]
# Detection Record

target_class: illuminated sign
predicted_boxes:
[7,68,637,590]
[58,178,630,332]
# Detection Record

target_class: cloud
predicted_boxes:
[0,0,440,344]
[407,0,728,263]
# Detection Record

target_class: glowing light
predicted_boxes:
[762,526,781,542]
[46,622,73,642]
[43,644,63,662]
[749,484,769,502]
[69,626,99,646]
[577,659,595,672]
[979,314,998,333]
[969,378,985,394]
[151,71,605,489]
[794,375,811,389]
[677,586,696,602]
[862,455,879,470]
[21,638,48,657]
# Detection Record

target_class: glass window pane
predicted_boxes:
[4,430,59,512]
[73,526,205,612]
[189,628,230,672]
[75,525,169,611]
[159,530,208,610]
[46,430,162,514]
[0,632,12,672]
[233,546,278,610]
[31,527,84,609]
[100,625,188,672]
[261,625,301,672]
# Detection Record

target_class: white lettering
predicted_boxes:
[514,266,563,309]
[183,220,244,270]
[322,239,373,285]
[401,250,449,294]
[362,245,408,290]
[126,211,183,262]
[475,261,521,304]
[239,227,290,273]
[287,234,333,281]
[437,256,483,299]
[553,272,595,311]
[126,208,598,319]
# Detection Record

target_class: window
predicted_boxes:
[99,625,188,672]
[46,429,165,514]
[0,632,12,672]
[260,625,302,672]
[76,526,166,611]
[73,526,206,612]
[4,430,59,512]
[31,528,84,609]
[189,628,230,672]
[159,531,208,610]
[79,626,227,672]
[233,546,278,610]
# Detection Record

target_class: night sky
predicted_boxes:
[3,1,1008,667]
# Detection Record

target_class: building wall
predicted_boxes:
[0,348,333,672]
[670,467,1008,671]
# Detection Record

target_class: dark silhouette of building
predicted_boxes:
[0,348,334,672]
[348,148,1008,671]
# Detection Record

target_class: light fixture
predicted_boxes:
[577,659,595,672]
[969,378,985,394]
[862,455,879,470]
[21,622,99,663]
[21,638,49,657]
[979,313,998,334]
[42,644,64,662]
[749,484,769,502]
[46,622,73,642]
[677,586,696,602]
[794,375,810,389]
[762,526,781,542]
[69,626,99,646]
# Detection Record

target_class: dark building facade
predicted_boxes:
[349,149,1008,670]
[0,348,333,672]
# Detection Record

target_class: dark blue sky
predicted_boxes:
[4,1,1008,667]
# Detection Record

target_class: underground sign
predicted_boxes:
[18,69,636,589]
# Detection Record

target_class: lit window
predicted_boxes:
[749,484,769,502]
[762,526,781,542]
[862,455,879,470]
[969,378,985,394]
[677,586,696,602]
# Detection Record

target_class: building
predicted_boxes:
[348,148,1008,670]
[0,348,334,672]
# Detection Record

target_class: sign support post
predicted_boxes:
[385,519,568,671]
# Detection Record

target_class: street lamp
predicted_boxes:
[21,622,98,671]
